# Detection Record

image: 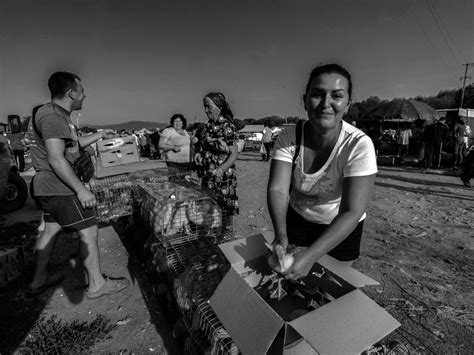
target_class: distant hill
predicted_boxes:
[84,120,169,131]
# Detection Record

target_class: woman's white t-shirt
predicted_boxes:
[273,120,378,224]
[160,127,191,163]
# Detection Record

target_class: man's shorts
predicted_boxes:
[37,195,98,232]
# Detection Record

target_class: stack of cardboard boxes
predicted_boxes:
[98,136,140,167]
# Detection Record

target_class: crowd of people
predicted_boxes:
[22,71,242,298]
[360,116,472,180]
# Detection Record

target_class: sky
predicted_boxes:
[0,0,473,126]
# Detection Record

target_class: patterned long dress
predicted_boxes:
[193,117,239,215]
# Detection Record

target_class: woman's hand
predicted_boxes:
[272,232,288,253]
[172,145,181,152]
[281,248,314,281]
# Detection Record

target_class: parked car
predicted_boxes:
[0,135,28,213]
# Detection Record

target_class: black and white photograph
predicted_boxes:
[0,0,472,354]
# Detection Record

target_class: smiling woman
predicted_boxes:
[267,63,378,280]
[159,114,192,172]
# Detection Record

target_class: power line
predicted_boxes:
[424,0,461,66]
[408,2,451,68]
[428,0,467,63]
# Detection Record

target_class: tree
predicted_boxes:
[243,118,258,125]
[232,118,246,131]
[285,116,300,124]
[345,105,360,121]
[455,84,474,108]
[414,89,457,109]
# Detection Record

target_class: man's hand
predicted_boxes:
[101,129,116,140]
[172,146,181,152]
[77,188,96,209]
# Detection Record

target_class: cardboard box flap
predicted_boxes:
[210,268,284,355]
[218,233,269,268]
[318,255,379,287]
[289,289,401,354]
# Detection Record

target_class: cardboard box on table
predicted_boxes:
[98,136,140,167]
[210,233,401,355]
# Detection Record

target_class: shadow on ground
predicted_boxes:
[109,216,181,355]
[377,171,465,190]
[0,222,70,353]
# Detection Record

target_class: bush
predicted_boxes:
[18,314,116,354]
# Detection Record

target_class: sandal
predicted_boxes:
[85,276,129,299]
[26,274,65,298]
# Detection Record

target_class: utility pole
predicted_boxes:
[460,62,474,108]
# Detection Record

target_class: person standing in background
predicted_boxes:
[149,128,161,159]
[464,123,472,151]
[453,117,467,170]
[193,92,239,216]
[396,124,412,158]
[261,122,273,161]
[159,114,193,171]
[460,146,474,188]
[423,118,448,169]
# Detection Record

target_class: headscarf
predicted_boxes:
[205,92,234,121]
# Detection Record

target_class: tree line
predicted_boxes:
[191,84,474,130]
[346,84,474,122]
[14,84,472,133]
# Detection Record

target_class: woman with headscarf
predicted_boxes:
[193,92,239,215]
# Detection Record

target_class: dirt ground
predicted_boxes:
[234,151,473,355]
[1,151,473,354]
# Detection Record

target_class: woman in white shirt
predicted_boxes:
[267,63,377,280]
[159,114,193,171]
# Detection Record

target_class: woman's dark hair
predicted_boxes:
[170,113,187,129]
[204,92,234,121]
[304,63,353,100]
[48,71,81,99]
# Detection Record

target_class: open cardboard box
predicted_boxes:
[209,233,400,355]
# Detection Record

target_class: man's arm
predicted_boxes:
[77,129,115,148]
[45,138,96,208]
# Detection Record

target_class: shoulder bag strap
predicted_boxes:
[289,120,303,193]
[32,111,43,140]
[292,119,303,165]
